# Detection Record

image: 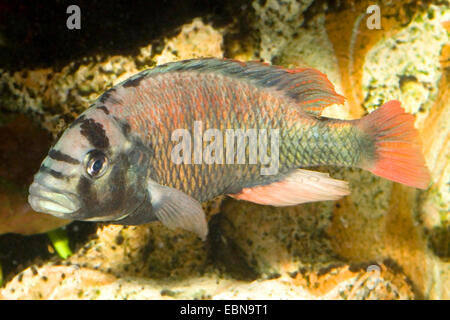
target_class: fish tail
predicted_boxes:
[358,100,430,189]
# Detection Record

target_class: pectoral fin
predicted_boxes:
[148,180,208,240]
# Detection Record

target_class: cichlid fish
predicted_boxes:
[28,58,430,240]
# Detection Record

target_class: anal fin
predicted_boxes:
[228,169,350,206]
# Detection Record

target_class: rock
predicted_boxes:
[210,199,339,278]
[326,3,450,299]
[0,262,414,300]
[252,0,315,62]
[0,265,117,300]
[155,18,223,65]
[65,223,209,280]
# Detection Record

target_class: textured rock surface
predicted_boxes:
[0,262,415,300]
[0,1,448,299]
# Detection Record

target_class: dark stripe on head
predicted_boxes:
[113,116,131,138]
[99,88,120,104]
[48,149,81,165]
[122,74,146,88]
[97,105,110,115]
[76,175,98,216]
[77,176,94,198]
[80,118,110,150]
[40,165,65,179]
[68,115,86,129]
[120,121,131,137]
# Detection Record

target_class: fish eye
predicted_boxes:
[85,151,108,178]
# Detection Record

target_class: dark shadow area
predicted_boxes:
[207,213,260,281]
[0,0,250,71]
[428,225,450,261]
[0,221,97,286]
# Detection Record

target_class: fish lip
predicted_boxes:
[28,181,80,217]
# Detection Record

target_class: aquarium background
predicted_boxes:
[0,0,448,299]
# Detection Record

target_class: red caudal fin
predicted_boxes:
[359,100,430,189]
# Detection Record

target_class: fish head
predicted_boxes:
[28,108,150,222]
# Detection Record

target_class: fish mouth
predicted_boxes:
[28,181,80,218]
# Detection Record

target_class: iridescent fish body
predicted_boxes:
[28,58,430,239]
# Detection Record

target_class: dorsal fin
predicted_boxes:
[121,58,345,116]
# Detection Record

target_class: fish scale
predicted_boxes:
[108,69,364,202]
[28,58,429,239]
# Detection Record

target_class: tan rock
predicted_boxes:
[0,261,414,300]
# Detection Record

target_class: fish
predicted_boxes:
[28,58,430,240]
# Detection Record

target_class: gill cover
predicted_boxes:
[116,179,208,240]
